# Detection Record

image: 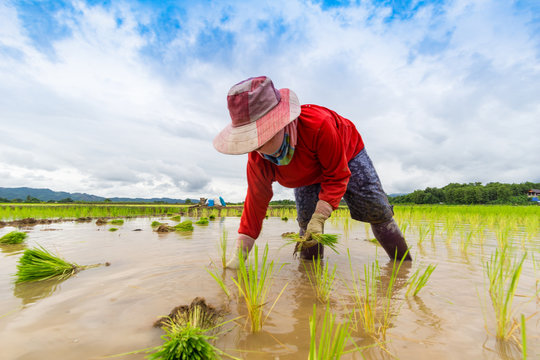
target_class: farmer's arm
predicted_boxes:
[238,152,274,242]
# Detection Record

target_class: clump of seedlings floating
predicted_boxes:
[0,231,27,244]
[284,233,339,256]
[108,228,118,232]
[174,220,194,232]
[169,215,181,222]
[151,221,164,227]
[195,217,209,225]
[109,219,124,225]
[149,297,231,360]
[15,245,107,283]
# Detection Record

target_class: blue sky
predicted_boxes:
[1,0,539,201]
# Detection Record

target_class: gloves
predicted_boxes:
[226,234,255,269]
[299,200,333,250]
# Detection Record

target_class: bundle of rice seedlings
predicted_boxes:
[108,228,118,232]
[0,231,27,244]
[15,245,103,283]
[148,322,219,360]
[109,219,124,225]
[286,233,339,256]
[169,215,181,222]
[174,220,194,232]
[150,297,224,360]
[151,221,164,227]
[209,214,216,220]
[195,217,209,225]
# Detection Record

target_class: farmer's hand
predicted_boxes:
[302,200,333,248]
[226,234,255,269]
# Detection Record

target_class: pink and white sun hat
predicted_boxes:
[213,76,300,155]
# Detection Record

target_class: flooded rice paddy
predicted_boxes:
[0,211,539,359]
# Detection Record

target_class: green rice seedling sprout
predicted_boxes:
[169,215,181,222]
[281,216,288,221]
[108,227,118,232]
[209,214,216,220]
[521,314,526,360]
[417,223,430,245]
[151,221,163,227]
[405,264,437,297]
[109,219,124,225]
[0,231,27,244]
[485,244,526,340]
[347,250,379,334]
[195,217,209,225]
[304,257,337,303]
[232,244,287,332]
[347,249,407,339]
[218,228,228,269]
[309,304,351,360]
[174,220,194,232]
[286,233,339,256]
[15,245,103,283]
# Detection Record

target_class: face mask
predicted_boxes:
[261,133,295,166]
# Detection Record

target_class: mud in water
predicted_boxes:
[0,217,538,359]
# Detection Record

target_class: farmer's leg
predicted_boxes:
[294,183,324,259]
[343,149,412,261]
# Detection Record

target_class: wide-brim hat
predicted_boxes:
[213,76,300,155]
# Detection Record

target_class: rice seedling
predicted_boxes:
[416,223,430,245]
[405,264,437,297]
[218,228,228,269]
[109,219,124,225]
[521,314,527,360]
[348,250,378,334]
[174,220,194,232]
[195,217,209,225]
[309,304,352,360]
[232,244,287,332]
[0,231,27,244]
[209,214,216,220]
[347,249,407,339]
[304,257,337,303]
[281,216,288,221]
[485,243,526,340]
[286,233,339,256]
[108,227,118,232]
[150,298,229,360]
[15,245,103,283]
[169,215,181,222]
[151,221,163,227]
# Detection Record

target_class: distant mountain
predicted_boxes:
[0,187,192,204]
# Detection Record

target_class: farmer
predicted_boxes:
[213,76,412,268]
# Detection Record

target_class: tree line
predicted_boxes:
[389,182,540,205]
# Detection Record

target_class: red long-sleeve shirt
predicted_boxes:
[238,104,365,239]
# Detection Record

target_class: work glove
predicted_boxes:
[295,200,333,253]
[226,234,255,269]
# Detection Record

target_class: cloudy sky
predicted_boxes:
[0,0,539,202]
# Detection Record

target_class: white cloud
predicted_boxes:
[0,0,538,203]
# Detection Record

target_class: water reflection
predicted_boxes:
[13,277,69,305]
[0,243,27,256]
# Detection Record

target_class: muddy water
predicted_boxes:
[0,217,538,360]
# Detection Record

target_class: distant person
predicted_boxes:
[213,76,412,268]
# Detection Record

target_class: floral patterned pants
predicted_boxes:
[294,149,394,234]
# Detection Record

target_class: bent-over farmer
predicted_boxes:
[213,76,412,268]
